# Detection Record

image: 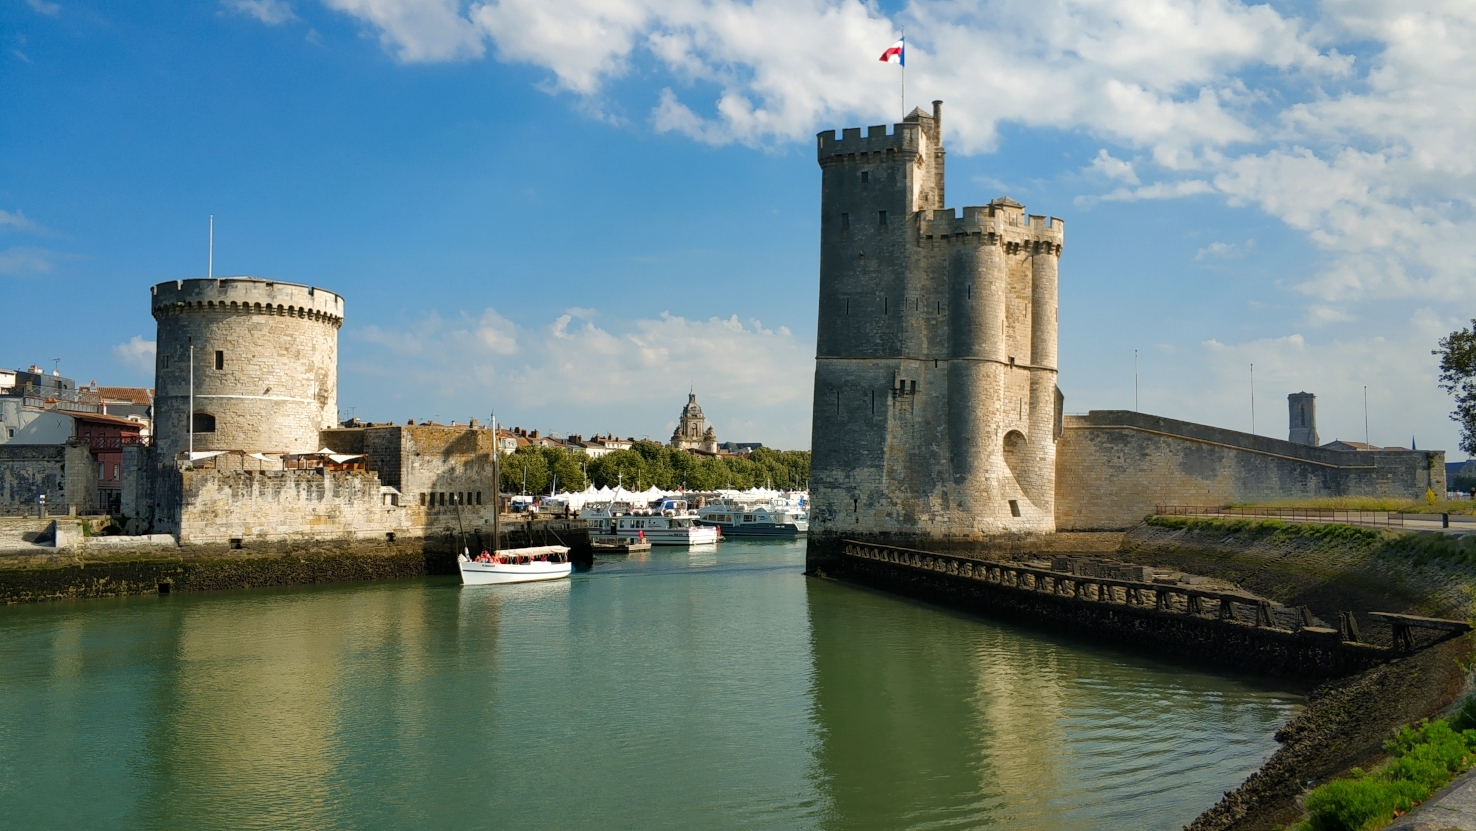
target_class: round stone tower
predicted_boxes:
[151,278,343,463]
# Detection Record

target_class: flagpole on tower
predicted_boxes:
[900,29,905,119]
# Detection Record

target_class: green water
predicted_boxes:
[0,540,1298,830]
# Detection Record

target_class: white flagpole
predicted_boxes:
[208,215,214,280]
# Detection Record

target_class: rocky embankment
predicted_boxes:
[1110,517,1476,831]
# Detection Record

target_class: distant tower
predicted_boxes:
[808,101,1064,564]
[151,278,343,464]
[1288,392,1318,446]
[671,392,719,453]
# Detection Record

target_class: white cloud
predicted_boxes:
[113,336,157,374]
[0,246,60,275]
[25,0,60,15]
[322,0,483,61]
[346,307,814,448]
[1194,239,1252,260]
[1145,310,1457,450]
[225,0,298,25]
[1088,149,1138,184]
[0,210,44,234]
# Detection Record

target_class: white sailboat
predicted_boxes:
[459,413,573,586]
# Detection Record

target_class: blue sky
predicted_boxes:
[3,0,1472,456]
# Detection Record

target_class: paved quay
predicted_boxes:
[1387,768,1476,830]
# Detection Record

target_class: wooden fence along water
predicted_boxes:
[837,539,1469,680]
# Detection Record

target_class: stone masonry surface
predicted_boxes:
[1056,411,1443,530]
[808,101,1064,559]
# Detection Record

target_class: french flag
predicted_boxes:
[879,38,904,66]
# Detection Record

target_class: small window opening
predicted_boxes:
[884,297,888,315]
[910,380,917,393]
[878,210,887,226]
[853,498,859,513]
[860,171,870,184]
[214,350,224,370]
[870,390,875,414]
[229,537,244,549]
[967,284,972,299]
[835,390,841,415]
[161,355,170,369]
[476,491,482,505]
[845,298,850,316]
[1008,500,1021,518]
[386,532,396,543]
[420,493,427,506]
[841,212,850,229]
[191,412,216,433]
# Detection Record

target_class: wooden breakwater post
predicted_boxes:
[833,540,1469,681]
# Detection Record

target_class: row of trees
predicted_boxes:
[497,442,810,495]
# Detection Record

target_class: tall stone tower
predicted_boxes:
[151,278,343,464]
[1288,392,1318,446]
[807,102,1064,567]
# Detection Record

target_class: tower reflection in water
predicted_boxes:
[804,577,1299,830]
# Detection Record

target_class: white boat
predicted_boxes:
[458,545,572,585]
[696,500,808,537]
[614,513,720,546]
[577,501,633,532]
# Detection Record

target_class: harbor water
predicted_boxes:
[0,539,1299,830]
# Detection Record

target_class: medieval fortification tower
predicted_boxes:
[808,102,1064,561]
[151,277,343,465]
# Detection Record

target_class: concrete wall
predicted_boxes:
[151,277,342,465]
[1056,411,1444,530]
[0,400,73,445]
[809,102,1064,553]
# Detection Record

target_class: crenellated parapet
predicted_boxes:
[151,278,344,329]
[915,205,1065,252]
[816,122,928,166]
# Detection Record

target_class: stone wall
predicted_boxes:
[175,468,410,545]
[321,423,500,539]
[1056,411,1444,530]
[150,278,342,466]
[0,442,96,513]
[808,102,1064,562]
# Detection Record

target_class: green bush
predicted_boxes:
[1294,720,1476,831]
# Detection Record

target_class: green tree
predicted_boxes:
[500,447,549,495]
[1436,322,1476,455]
[541,447,587,492]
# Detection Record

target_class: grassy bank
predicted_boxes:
[1134,515,1476,619]
[1289,715,1476,831]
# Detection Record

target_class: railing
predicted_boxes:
[84,435,150,452]
[840,539,1472,651]
[1154,505,1405,527]
[15,384,102,413]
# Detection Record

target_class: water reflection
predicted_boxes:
[805,578,1300,830]
[0,541,1297,831]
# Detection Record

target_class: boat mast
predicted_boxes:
[492,412,500,553]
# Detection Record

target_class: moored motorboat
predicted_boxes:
[695,500,808,537]
[458,545,572,585]
[614,513,720,546]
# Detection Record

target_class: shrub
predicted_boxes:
[1295,720,1476,830]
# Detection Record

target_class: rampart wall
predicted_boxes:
[1056,411,1444,530]
[175,468,408,545]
